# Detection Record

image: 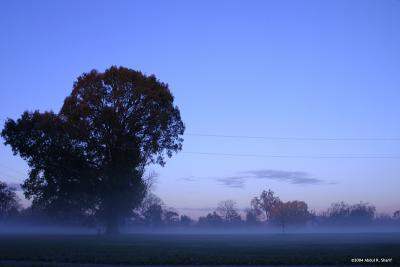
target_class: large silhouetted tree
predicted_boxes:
[1,66,185,234]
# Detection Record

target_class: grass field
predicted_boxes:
[0,233,399,265]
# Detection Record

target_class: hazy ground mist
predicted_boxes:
[1,222,399,235]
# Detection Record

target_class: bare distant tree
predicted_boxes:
[198,212,223,227]
[163,208,179,226]
[136,193,164,214]
[179,215,193,226]
[217,200,242,224]
[349,202,375,222]
[143,204,163,226]
[135,193,165,226]
[0,181,21,219]
[394,210,400,220]
[324,201,376,225]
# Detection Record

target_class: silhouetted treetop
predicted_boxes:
[61,66,184,168]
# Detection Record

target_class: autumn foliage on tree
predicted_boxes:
[250,189,311,232]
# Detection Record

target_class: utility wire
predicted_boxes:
[184,133,400,142]
[2,117,399,141]
[182,151,400,159]
[2,118,400,159]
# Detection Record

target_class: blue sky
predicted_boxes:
[1,0,399,217]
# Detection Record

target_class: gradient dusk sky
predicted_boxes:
[1,0,399,217]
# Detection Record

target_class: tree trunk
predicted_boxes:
[105,215,120,235]
[280,214,286,233]
[104,195,120,235]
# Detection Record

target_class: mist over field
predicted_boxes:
[1,186,400,236]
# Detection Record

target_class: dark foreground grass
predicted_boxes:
[0,233,399,265]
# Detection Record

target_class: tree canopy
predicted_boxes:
[1,66,185,233]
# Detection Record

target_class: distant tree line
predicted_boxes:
[1,182,399,232]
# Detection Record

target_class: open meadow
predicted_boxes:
[0,233,399,266]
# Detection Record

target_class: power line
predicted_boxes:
[2,117,399,141]
[184,133,400,142]
[182,151,400,159]
[2,117,399,159]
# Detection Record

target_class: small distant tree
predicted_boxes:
[198,212,223,227]
[136,193,164,214]
[137,193,165,226]
[270,200,311,232]
[326,202,350,222]
[375,213,393,226]
[286,201,311,225]
[245,208,260,225]
[249,197,264,221]
[394,210,400,220]
[143,204,163,226]
[270,201,286,232]
[163,208,179,226]
[217,200,242,224]
[251,189,281,221]
[179,215,193,226]
[324,201,376,226]
[0,181,21,219]
[309,209,317,227]
[349,202,375,223]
